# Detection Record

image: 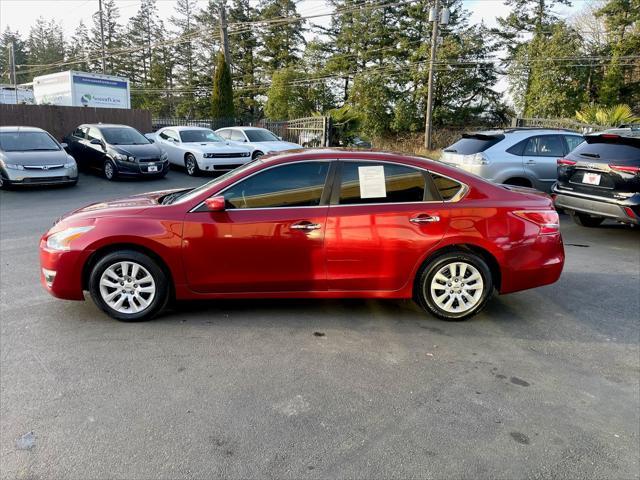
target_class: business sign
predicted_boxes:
[72,74,130,109]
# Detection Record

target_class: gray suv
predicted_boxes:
[440,128,584,192]
[0,126,78,188]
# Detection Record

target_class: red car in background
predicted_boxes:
[40,150,564,322]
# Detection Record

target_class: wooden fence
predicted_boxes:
[0,104,152,141]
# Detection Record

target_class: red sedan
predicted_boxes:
[40,150,564,322]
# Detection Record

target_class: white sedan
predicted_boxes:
[152,126,254,176]
[215,127,302,159]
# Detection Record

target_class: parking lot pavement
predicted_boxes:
[1,170,638,479]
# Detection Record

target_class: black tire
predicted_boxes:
[89,250,170,321]
[504,177,532,188]
[103,159,117,181]
[185,153,200,176]
[571,212,604,227]
[415,251,493,321]
[252,150,264,160]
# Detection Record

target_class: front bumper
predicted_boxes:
[197,156,252,172]
[552,185,639,225]
[39,239,91,300]
[114,159,170,176]
[1,165,78,186]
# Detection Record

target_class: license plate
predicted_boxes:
[582,172,601,185]
[147,165,158,172]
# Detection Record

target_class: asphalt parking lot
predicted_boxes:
[1,170,638,479]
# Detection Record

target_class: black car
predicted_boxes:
[552,134,639,227]
[64,124,169,180]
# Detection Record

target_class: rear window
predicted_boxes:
[443,134,504,155]
[568,141,640,166]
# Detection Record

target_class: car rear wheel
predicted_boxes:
[89,250,169,321]
[571,212,604,227]
[103,159,117,181]
[185,153,200,176]
[415,252,493,321]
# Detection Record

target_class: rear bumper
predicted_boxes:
[552,186,639,225]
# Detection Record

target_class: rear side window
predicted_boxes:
[568,141,640,166]
[74,127,86,138]
[431,174,464,201]
[565,135,584,152]
[444,134,504,155]
[87,128,102,141]
[223,162,329,209]
[338,161,435,205]
[217,129,231,139]
[523,135,565,157]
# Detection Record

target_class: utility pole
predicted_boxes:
[98,0,106,73]
[219,0,231,68]
[424,0,440,150]
[9,42,18,104]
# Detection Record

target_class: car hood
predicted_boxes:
[111,143,163,158]
[184,142,251,153]
[252,141,302,152]
[1,149,69,165]
[55,188,186,225]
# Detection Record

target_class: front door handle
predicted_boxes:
[525,159,536,164]
[410,214,440,224]
[291,221,321,231]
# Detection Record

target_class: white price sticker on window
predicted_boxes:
[358,166,386,198]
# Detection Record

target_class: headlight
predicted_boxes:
[113,153,127,161]
[1,160,25,170]
[64,161,76,168]
[161,152,168,161]
[46,226,94,251]
[203,153,213,158]
[128,156,135,161]
[241,152,250,157]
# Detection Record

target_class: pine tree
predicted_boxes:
[170,0,199,117]
[67,21,91,72]
[259,0,305,72]
[0,28,27,83]
[211,51,235,119]
[89,0,124,74]
[25,17,65,77]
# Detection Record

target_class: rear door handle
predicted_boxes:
[410,214,440,224]
[291,221,321,231]
[525,159,536,164]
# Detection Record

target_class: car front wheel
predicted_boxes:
[415,252,493,321]
[185,153,200,176]
[89,250,169,321]
[103,159,117,180]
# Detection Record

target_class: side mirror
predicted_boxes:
[205,196,226,212]
[90,138,102,145]
[60,142,68,149]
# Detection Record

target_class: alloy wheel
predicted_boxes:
[186,156,196,175]
[428,261,484,314]
[104,161,115,180]
[99,261,156,314]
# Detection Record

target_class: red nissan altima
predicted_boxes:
[40,150,564,322]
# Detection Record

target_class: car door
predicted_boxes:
[85,127,107,168]
[157,129,181,165]
[66,127,87,162]
[182,161,334,293]
[522,135,566,191]
[325,160,450,292]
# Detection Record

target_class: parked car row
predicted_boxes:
[0,123,301,188]
[441,128,639,228]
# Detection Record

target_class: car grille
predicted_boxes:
[208,153,245,158]
[22,176,70,184]
[138,157,161,163]
[23,164,64,170]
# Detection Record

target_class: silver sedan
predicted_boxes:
[0,126,78,188]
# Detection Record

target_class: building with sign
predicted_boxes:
[32,71,131,110]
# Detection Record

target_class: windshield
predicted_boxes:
[169,160,261,204]
[180,129,224,143]
[101,127,150,145]
[245,129,279,142]
[0,131,60,152]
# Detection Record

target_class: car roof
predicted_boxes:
[160,126,213,132]
[0,126,47,133]
[218,126,266,131]
[467,128,582,137]
[80,123,133,129]
[260,148,440,167]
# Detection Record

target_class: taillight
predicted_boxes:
[512,210,560,235]
[624,207,637,219]
[609,164,640,174]
[557,158,577,166]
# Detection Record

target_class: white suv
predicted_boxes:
[440,128,584,192]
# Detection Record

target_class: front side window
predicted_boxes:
[338,161,433,205]
[217,129,231,139]
[524,135,565,157]
[87,128,102,142]
[73,127,86,139]
[223,162,330,209]
[159,129,179,141]
[230,130,246,142]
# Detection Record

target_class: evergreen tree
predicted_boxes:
[211,51,235,119]
[67,21,91,72]
[0,28,27,83]
[89,0,124,74]
[25,17,65,77]
[265,67,314,118]
[170,0,199,117]
[259,0,305,72]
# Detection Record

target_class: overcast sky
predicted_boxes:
[1,0,582,38]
